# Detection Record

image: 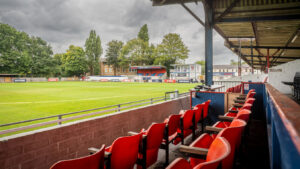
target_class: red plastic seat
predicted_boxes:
[173,110,195,145]
[50,144,105,169]
[161,114,181,164]
[198,100,211,133]
[166,158,192,169]
[137,123,166,169]
[106,133,142,169]
[203,100,211,119]
[189,119,246,169]
[193,103,204,127]
[236,84,242,93]
[167,137,231,169]
[215,110,251,128]
[245,98,255,105]
[227,103,253,117]
[235,98,256,106]
[245,90,256,99]
[230,103,253,111]
[233,86,238,93]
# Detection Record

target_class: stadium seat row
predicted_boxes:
[226,84,242,93]
[166,89,256,169]
[49,89,255,169]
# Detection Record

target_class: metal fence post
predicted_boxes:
[58,115,62,125]
[150,98,153,104]
[118,104,121,112]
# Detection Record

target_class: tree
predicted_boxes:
[230,59,246,65]
[28,37,54,77]
[53,53,64,77]
[62,45,88,77]
[105,40,123,76]
[138,24,149,42]
[0,23,55,77]
[195,60,205,75]
[120,38,152,66]
[154,33,189,77]
[85,30,102,75]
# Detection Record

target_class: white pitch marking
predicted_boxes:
[0,96,123,104]
[0,92,165,105]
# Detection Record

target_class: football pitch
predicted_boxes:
[0,82,195,131]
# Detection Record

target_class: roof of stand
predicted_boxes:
[152,0,201,6]
[152,0,300,70]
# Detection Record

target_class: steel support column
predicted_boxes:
[251,38,254,74]
[267,48,270,73]
[204,0,213,86]
[238,40,242,76]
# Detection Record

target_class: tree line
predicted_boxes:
[0,23,189,77]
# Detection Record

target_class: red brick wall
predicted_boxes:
[0,97,189,169]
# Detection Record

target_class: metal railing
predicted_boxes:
[213,81,242,92]
[0,91,190,136]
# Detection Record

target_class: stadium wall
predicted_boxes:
[0,96,189,169]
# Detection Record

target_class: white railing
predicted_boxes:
[213,81,242,92]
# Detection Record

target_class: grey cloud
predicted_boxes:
[0,0,235,64]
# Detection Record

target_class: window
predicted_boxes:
[109,68,113,72]
[105,68,108,73]
[129,68,136,72]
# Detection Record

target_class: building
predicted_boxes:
[170,64,201,82]
[213,65,262,81]
[99,58,137,76]
[130,65,167,82]
[0,74,19,83]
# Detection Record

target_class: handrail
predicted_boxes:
[213,80,242,92]
[265,84,300,152]
[0,91,190,135]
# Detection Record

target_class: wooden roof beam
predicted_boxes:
[251,21,262,65]
[244,55,300,59]
[252,61,285,64]
[181,3,204,26]
[214,0,241,23]
[271,28,300,66]
[253,62,282,65]
[218,14,300,23]
[230,46,300,50]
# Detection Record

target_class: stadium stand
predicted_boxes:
[44,86,268,169]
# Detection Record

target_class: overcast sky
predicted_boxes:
[0,0,237,64]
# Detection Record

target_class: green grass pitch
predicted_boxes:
[0,82,195,134]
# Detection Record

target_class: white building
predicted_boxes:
[170,64,202,82]
[213,65,262,81]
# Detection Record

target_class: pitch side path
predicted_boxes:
[0,82,195,134]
